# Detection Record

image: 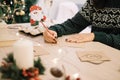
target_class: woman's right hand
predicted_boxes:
[43,29,57,43]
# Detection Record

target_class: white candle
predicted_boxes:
[13,39,34,69]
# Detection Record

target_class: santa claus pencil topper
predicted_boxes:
[29,5,46,26]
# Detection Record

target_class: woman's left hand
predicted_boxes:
[66,33,95,43]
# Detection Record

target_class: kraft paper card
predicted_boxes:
[76,51,110,64]
[34,46,49,56]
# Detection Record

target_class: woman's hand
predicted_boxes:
[43,29,57,43]
[66,33,95,43]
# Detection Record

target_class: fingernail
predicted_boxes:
[75,41,77,43]
[53,39,57,44]
[55,36,57,38]
[65,39,68,41]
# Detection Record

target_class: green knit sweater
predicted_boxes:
[49,0,120,50]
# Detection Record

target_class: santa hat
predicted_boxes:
[30,5,42,12]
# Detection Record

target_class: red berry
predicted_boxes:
[27,72,35,77]
[29,78,35,80]
[34,70,39,76]
[76,78,81,80]
[34,76,41,80]
[66,75,70,80]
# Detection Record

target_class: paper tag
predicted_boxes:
[76,51,110,64]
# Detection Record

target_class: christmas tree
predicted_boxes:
[0,0,38,24]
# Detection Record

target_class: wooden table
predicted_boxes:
[0,23,120,80]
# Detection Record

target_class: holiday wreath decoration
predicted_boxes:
[0,53,45,80]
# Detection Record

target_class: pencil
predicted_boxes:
[40,21,57,43]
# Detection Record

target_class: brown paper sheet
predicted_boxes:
[76,51,110,64]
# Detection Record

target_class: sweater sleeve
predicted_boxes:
[49,0,92,37]
[49,13,91,37]
[94,32,120,50]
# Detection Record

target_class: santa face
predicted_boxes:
[29,10,43,21]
